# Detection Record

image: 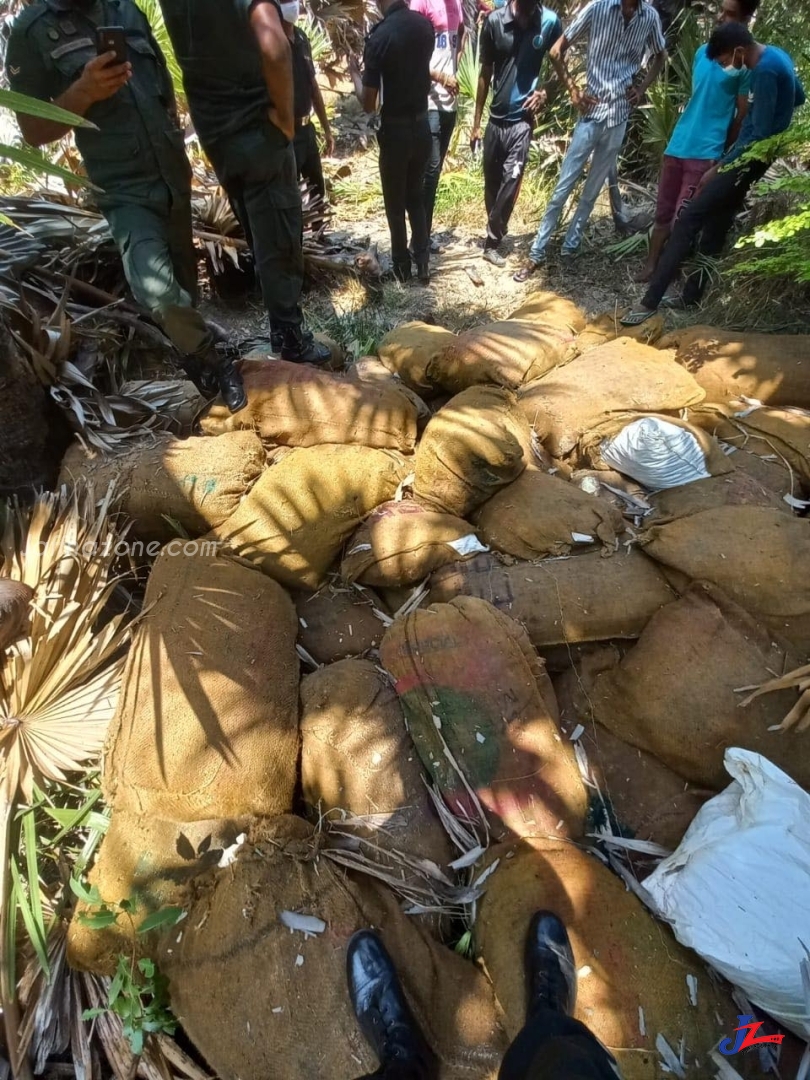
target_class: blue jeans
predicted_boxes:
[529,117,627,263]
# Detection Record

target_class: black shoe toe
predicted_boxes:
[526,910,577,1017]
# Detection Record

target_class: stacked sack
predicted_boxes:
[54,295,808,1079]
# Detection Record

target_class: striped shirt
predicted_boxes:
[566,0,665,126]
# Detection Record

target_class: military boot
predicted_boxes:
[280,325,331,366]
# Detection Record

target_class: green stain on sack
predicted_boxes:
[399,687,501,794]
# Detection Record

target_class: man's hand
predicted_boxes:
[269,106,294,141]
[695,163,719,195]
[626,85,644,107]
[441,73,459,95]
[74,52,131,106]
[470,125,482,146]
[571,86,598,114]
[323,128,335,156]
[524,88,547,116]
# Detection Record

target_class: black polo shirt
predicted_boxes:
[362,0,434,120]
[291,26,315,119]
[480,1,562,123]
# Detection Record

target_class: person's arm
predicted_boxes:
[551,34,596,113]
[249,0,294,139]
[723,69,778,163]
[627,47,667,105]
[311,78,334,153]
[725,93,749,149]
[471,17,494,139]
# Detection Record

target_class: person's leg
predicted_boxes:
[485,120,532,252]
[636,155,684,282]
[406,115,433,279]
[607,160,630,232]
[379,121,412,279]
[562,119,627,254]
[525,120,599,265]
[299,123,327,203]
[422,111,443,241]
[482,121,507,250]
[165,189,199,305]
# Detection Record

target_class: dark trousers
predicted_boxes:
[355,1009,619,1079]
[378,113,432,271]
[293,122,326,202]
[642,158,768,309]
[206,120,303,332]
[483,118,532,248]
[423,109,457,239]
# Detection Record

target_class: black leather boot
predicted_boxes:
[216,355,247,413]
[416,261,430,285]
[279,325,331,365]
[347,931,439,1079]
[525,910,577,1018]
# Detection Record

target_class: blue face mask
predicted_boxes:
[493,0,507,9]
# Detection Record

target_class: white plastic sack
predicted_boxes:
[644,748,810,1040]
[601,416,710,489]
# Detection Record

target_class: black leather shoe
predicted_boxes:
[216,358,247,414]
[347,930,439,1078]
[181,357,219,399]
[279,326,331,366]
[526,911,577,1017]
[416,261,431,285]
[392,262,412,283]
[270,328,284,353]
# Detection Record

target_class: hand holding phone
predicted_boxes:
[96,26,127,65]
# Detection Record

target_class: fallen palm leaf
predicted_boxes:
[738,662,810,733]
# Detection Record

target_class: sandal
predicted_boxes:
[660,294,688,310]
[513,262,539,283]
[620,308,658,327]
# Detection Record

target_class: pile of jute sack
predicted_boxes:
[58,292,810,1079]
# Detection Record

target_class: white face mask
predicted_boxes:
[280,1,301,22]
[721,48,744,73]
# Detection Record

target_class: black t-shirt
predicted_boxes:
[362,0,434,119]
[291,26,315,119]
[480,2,562,123]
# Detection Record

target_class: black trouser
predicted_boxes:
[293,121,326,203]
[355,1009,619,1079]
[206,120,303,332]
[642,158,768,309]
[378,112,432,272]
[423,109,457,240]
[483,118,532,248]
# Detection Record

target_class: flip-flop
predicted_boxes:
[660,295,688,310]
[620,308,657,327]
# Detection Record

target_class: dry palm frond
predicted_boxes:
[738,663,810,733]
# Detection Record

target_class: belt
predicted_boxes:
[295,115,311,128]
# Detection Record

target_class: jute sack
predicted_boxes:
[0,580,32,650]
[414,386,529,518]
[162,816,509,1080]
[294,586,384,665]
[349,356,431,428]
[105,548,300,820]
[429,320,579,394]
[380,597,587,841]
[689,402,810,488]
[208,445,408,590]
[198,358,417,453]
[553,651,708,852]
[473,469,624,559]
[658,325,810,408]
[642,506,810,622]
[517,339,705,458]
[377,321,456,397]
[59,432,265,542]
[574,309,665,352]
[591,582,806,789]
[649,462,791,521]
[300,658,453,868]
[67,812,248,975]
[429,551,677,649]
[475,837,745,1080]
[505,290,586,332]
[341,500,483,587]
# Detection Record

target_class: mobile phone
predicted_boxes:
[96,26,127,65]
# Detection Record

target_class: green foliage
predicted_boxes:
[0,88,95,186]
[302,13,333,66]
[134,0,185,103]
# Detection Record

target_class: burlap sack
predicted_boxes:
[505,290,586,332]
[579,414,733,479]
[591,582,806,789]
[198,358,417,452]
[380,597,586,841]
[162,816,509,1080]
[414,386,529,518]
[0,580,32,650]
[208,445,408,590]
[429,319,581,394]
[300,658,453,868]
[295,586,384,664]
[473,470,624,559]
[659,325,810,408]
[429,551,677,649]
[642,505,810,622]
[475,837,745,1080]
[575,309,665,352]
[649,463,791,520]
[104,548,299,820]
[67,812,248,975]
[377,321,457,396]
[517,340,705,458]
[689,402,810,488]
[349,356,431,428]
[59,432,265,542]
[341,500,482,587]
[553,651,708,853]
